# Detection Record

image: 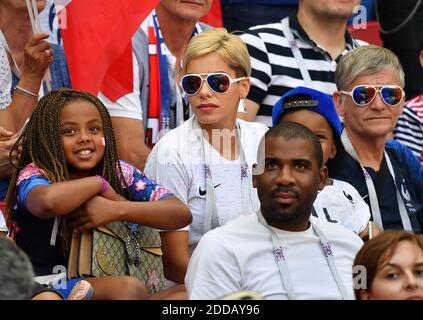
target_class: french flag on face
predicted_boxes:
[53,0,159,102]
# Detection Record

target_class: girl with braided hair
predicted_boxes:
[4,88,191,299]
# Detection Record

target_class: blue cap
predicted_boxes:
[272,86,342,138]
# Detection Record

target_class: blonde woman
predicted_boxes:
[145,28,268,284]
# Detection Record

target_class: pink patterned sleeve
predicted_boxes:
[116,160,173,202]
[16,163,47,186]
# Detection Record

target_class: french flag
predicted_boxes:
[54,0,159,102]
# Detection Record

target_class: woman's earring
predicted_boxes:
[238,98,246,113]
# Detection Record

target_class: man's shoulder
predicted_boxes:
[310,216,363,246]
[405,95,423,115]
[248,21,284,33]
[386,139,415,159]
[353,39,369,47]
[385,140,421,173]
[240,22,285,41]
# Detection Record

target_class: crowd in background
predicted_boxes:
[0,0,422,301]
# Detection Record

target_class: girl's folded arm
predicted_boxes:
[25,176,105,219]
[71,195,192,231]
[117,195,192,230]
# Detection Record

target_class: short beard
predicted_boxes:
[261,202,313,229]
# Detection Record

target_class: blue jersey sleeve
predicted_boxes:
[16,164,51,210]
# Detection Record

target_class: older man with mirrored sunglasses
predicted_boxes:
[329,45,423,235]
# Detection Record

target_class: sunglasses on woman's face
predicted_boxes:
[341,85,404,107]
[180,72,246,96]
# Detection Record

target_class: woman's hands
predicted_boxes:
[21,33,53,83]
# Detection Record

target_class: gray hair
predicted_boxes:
[335,45,405,90]
[0,238,34,300]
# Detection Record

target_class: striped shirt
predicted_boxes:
[240,15,365,126]
[394,95,423,165]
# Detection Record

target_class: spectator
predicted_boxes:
[239,0,364,126]
[221,0,375,32]
[354,230,423,300]
[145,28,268,284]
[375,0,423,99]
[0,237,94,300]
[272,86,374,239]
[98,0,213,170]
[331,45,423,233]
[0,237,34,300]
[0,0,70,129]
[0,0,70,203]
[5,88,191,299]
[394,32,423,166]
[185,122,363,299]
[0,37,54,202]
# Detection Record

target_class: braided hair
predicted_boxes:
[5,88,128,245]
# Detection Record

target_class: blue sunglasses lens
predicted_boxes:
[352,86,375,106]
[381,87,403,106]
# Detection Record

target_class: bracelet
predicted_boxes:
[96,175,108,195]
[15,85,39,100]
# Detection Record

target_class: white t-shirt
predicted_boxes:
[144,117,268,246]
[186,214,363,300]
[313,179,371,235]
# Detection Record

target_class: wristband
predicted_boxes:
[96,175,108,195]
[15,85,39,99]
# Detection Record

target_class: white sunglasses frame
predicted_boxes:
[340,85,405,107]
[180,72,247,96]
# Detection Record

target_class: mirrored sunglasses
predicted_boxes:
[341,85,404,107]
[180,72,246,96]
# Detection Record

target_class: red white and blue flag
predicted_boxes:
[54,0,159,101]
